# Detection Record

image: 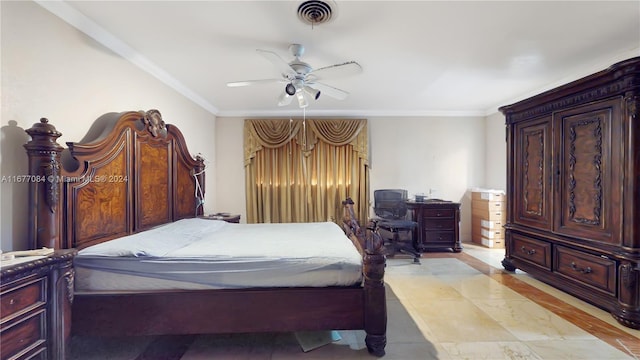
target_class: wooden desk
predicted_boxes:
[406,200,462,252]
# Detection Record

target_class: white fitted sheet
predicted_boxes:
[74,218,363,291]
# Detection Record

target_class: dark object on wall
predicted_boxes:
[500,56,640,329]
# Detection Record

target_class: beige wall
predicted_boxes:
[1,1,217,251]
[215,115,505,243]
[370,116,490,243]
[484,112,507,191]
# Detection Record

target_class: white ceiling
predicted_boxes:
[38,1,640,117]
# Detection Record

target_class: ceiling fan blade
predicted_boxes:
[306,82,349,100]
[257,49,297,79]
[308,61,362,81]
[277,91,293,106]
[226,79,283,87]
[296,92,308,108]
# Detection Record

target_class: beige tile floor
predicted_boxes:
[70,242,640,359]
[382,242,640,359]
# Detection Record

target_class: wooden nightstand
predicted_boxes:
[1,249,76,360]
[406,200,462,253]
[200,213,241,223]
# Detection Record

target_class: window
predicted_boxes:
[244,118,369,224]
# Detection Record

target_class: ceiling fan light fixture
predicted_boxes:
[228,41,358,108]
[297,92,309,108]
[304,86,321,100]
[277,91,293,106]
[285,83,296,96]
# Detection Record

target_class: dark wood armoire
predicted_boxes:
[500,57,640,329]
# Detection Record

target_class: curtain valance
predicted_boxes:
[244,119,368,165]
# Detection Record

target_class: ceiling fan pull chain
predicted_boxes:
[303,107,307,152]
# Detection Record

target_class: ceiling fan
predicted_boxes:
[227,44,362,108]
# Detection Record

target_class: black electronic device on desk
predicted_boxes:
[201,212,241,223]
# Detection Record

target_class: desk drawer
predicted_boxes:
[0,309,47,360]
[511,233,552,270]
[423,231,455,243]
[421,209,455,219]
[423,218,455,231]
[1,277,46,321]
[555,246,616,295]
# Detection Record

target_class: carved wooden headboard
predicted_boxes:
[25,110,205,250]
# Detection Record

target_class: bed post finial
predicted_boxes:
[24,118,64,249]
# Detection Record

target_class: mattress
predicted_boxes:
[74,218,363,291]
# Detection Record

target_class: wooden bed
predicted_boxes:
[23,110,387,358]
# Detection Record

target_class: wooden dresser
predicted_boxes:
[500,57,640,329]
[1,249,76,359]
[406,200,462,252]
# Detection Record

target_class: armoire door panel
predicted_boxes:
[513,116,553,230]
[554,98,623,245]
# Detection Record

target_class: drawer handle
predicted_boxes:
[521,246,536,255]
[9,299,15,305]
[570,262,592,274]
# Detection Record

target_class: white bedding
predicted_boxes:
[74,218,363,291]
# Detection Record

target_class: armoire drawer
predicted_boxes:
[511,234,552,270]
[554,246,616,295]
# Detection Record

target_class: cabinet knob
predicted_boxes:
[521,246,536,255]
[9,299,15,305]
[570,261,592,274]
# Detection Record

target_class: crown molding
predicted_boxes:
[35,0,219,115]
[35,1,640,120]
[216,109,487,118]
[484,47,640,115]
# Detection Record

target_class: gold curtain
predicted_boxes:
[244,118,369,225]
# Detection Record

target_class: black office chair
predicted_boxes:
[371,189,421,264]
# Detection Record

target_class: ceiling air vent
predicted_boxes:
[297,0,336,26]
